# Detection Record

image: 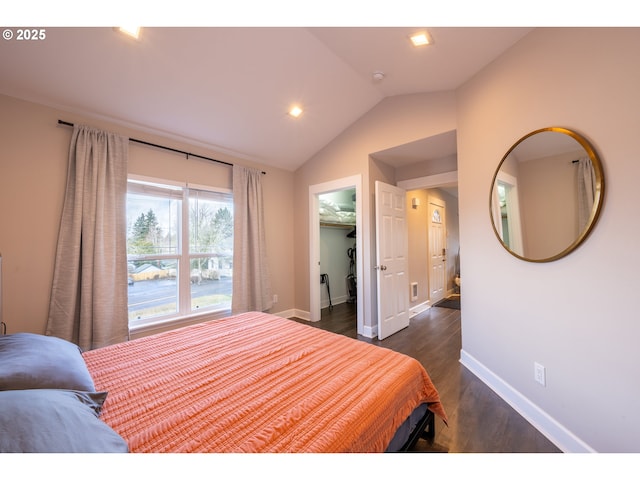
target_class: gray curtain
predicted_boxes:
[577,157,596,233]
[232,165,272,313]
[46,125,129,350]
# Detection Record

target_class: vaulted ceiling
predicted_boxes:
[0,27,533,171]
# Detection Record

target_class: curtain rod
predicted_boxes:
[57,120,265,174]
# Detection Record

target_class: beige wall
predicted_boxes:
[0,94,295,336]
[406,189,430,306]
[457,27,640,452]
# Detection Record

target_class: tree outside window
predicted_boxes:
[126,179,233,327]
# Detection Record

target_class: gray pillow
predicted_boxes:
[0,332,96,391]
[0,389,129,453]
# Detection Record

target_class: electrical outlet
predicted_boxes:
[272,294,278,304]
[534,362,546,386]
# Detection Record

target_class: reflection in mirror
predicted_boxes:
[493,170,523,256]
[490,127,604,262]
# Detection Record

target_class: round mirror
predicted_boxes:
[490,127,604,262]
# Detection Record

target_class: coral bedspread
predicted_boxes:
[83,312,446,453]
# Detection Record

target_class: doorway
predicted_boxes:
[319,189,357,312]
[309,175,363,335]
[398,171,459,310]
[427,196,447,305]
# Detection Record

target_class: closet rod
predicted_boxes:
[57,120,265,174]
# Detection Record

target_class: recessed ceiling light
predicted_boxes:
[118,26,141,40]
[288,106,303,118]
[410,32,432,47]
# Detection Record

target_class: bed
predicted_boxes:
[0,311,446,453]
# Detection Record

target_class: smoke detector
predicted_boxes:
[372,71,385,82]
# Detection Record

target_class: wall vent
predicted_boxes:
[410,282,418,301]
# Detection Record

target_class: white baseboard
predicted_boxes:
[362,324,377,338]
[277,308,377,338]
[321,295,349,309]
[410,301,431,318]
[459,349,596,453]
[274,308,311,321]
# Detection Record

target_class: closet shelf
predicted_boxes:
[320,222,355,229]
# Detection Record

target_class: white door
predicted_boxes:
[375,181,409,340]
[428,198,446,305]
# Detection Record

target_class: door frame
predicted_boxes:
[397,170,458,192]
[309,175,363,335]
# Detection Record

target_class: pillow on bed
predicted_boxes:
[0,389,129,453]
[0,332,96,391]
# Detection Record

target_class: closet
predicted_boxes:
[319,189,356,312]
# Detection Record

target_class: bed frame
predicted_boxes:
[398,409,435,452]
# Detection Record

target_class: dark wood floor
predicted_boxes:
[292,301,561,453]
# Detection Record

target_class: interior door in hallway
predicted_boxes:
[375,181,409,340]
[428,197,446,305]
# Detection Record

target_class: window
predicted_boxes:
[126,178,233,327]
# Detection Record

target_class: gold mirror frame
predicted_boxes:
[489,127,605,263]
